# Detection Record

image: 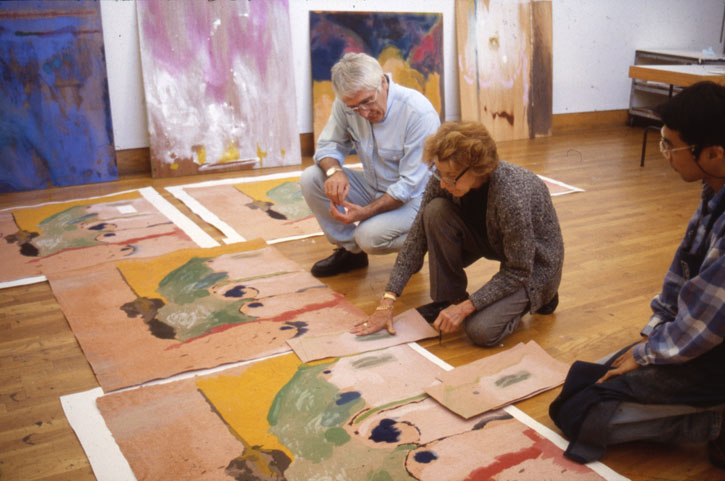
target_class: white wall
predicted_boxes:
[101,0,724,150]
[552,0,723,113]
[100,1,147,150]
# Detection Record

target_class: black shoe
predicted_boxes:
[536,292,559,315]
[708,416,725,469]
[310,248,368,277]
[415,301,451,323]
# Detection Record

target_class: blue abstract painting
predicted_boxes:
[0,1,117,193]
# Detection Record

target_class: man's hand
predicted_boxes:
[329,200,368,224]
[597,343,644,383]
[433,300,476,334]
[324,171,349,205]
[351,308,396,336]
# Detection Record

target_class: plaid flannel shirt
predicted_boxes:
[634,184,725,365]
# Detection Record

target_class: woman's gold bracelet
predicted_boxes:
[375,304,394,311]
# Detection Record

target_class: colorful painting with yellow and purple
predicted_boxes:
[136,0,301,178]
[0,1,117,193]
[310,11,444,143]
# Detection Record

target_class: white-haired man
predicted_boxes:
[300,52,440,277]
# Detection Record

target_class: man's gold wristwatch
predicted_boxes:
[325,166,343,177]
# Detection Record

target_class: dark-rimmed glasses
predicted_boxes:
[430,165,470,187]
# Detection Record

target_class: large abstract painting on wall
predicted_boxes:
[310,11,444,143]
[0,1,118,193]
[136,0,301,178]
[456,0,552,141]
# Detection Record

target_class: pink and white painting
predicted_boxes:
[136,0,301,177]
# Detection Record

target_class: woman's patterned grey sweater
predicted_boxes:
[385,160,564,313]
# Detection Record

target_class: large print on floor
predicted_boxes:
[136,0,301,177]
[48,241,366,391]
[95,344,620,480]
[0,188,216,289]
[0,1,118,192]
[166,171,325,245]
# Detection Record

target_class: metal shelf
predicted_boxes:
[628,49,724,125]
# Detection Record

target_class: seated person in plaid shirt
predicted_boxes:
[550,81,725,467]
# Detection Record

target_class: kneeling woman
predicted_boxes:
[352,121,564,346]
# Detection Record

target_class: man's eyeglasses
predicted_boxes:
[659,127,696,161]
[430,165,470,187]
[345,88,379,113]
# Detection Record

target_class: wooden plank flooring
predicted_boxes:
[1,125,722,480]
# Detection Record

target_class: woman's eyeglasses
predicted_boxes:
[430,165,470,187]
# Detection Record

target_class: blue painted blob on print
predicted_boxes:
[223,285,248,298]
[280,321,308,337]
[0,1,117,192]
[335,391,361,406]
[414,450,438,463]
[369,418,401,443]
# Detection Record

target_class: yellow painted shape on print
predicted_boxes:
[233,177,301,205]
[11,191,142,233]
[196,353,301,462]
[116,239,267,301]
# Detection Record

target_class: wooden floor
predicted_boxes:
[0,124,721,481]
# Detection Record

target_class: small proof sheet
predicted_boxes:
[426,340,569,419]
[287,308,438,363]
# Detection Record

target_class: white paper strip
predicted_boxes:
[0,275,47,290]
[538,174,585,196]
[165,185,246,244]
[137,187,218,248]
[60,388,136,481]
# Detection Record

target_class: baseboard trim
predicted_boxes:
[116,148,151,177]
[552,109,628,134]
